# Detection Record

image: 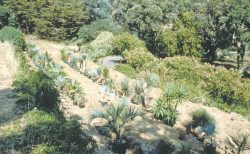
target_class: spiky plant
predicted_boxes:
[60,49,67,62]
[120,78,131,96]
[91,101,144,138]
[174,84,188,109]
[96,67,103,77]
[70,56,78,69]
[104,78,115,90]
[152,98,178,127]
[178,141,192,154]
[102,66,110,79]
[163,82,188,109]
[190,109,215,134]
[152,98,166,120]
[225,133,250,154]
[145,73,160,88]
[163,108,178,127]
[134,80,143,95]
[154,139,177,154]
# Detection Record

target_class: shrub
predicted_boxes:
[82,31,114,60]
[152,98,178,127]
[149,56,250,116]
[31,144,57,154]
[190,109,215,130]
[123,47,156,70]
[114,64,137,79]
[111,33,145,55]
[78,19,122,44]
[13,70,59,110]
[206,67,250,106]
[0,26,26,51]
[23,110,97,153]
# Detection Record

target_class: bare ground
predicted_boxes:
[25,35,250,154]
[0,43,18,124]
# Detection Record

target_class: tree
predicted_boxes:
[202,0,250,67]
[83,0,112,20]
[4,0,89,40]
[33,0,89,40]
[4,0,51,33]
[0,5,10,29]
[159,11,202,57]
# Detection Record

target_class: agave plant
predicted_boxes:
[70,56,78,69]
[225,133,250,154]
[120,78,131,97]
[144,73,160,88]
[152,98,178,126]
[104,78,115,90]
[91,101,144,139]
[134,80,143,95]
[163,82,188,109]
[102,66,110,79]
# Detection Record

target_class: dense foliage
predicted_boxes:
[3,0,89,40]
[0,26,26,51]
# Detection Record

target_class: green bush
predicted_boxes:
[4,110,97,153]
[13,70,59,110]
[152,98,178,127]
[123,47,156,70]
[78,19,122,44]
[207,67,250,106]
[0,26,26,51]
[114,64,137,79]
[111,33,145,55]
[82,31,114,60]
[147,56,250,116]
[31,144,57,154]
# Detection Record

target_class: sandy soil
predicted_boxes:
[25,35,250,154]
[0,43,18,124]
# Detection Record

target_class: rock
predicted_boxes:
[194,126,205,136]
[91,118,109,127]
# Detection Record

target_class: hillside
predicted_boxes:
[0,0,250,153]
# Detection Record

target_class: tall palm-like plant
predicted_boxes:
[91,102,144,139]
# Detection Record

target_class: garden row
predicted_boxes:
[0,27,97,153]
[74,31,250,117]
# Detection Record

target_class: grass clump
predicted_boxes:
[31,144,57,154]
[114,64,137,79]
[0,110,97,154]
[13,70,59,110]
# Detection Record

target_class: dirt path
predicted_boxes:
[25,36,250,154]
[0,43,18,124]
